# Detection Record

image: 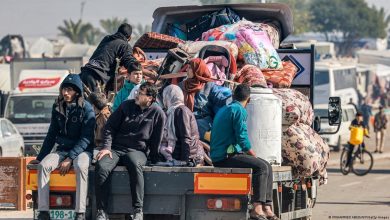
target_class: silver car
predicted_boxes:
[0,118,25,157]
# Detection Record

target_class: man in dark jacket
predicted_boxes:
[95,82,166,220]
[80,23,137,92]
[30,74,96,220]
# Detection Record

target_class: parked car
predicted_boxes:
[315,104,357,151]
[0,118,24,156]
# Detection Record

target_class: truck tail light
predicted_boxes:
[50,195,72,208]
[207,198,241,211]
[26,194,32,200]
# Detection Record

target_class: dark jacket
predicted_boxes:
[82,32,137,83]
[103,100,166,162]
[172,105,205,164]
[37,74,96,161]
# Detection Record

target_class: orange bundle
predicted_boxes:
[262,61,298,88]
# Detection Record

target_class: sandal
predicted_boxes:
[267,215,280,220]
[250,214,268,220]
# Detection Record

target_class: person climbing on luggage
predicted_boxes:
[345,112,370,168]
[374,106,388,153]
[210,84,279,220]
[79,23,137,93]
[29,74,96,220]
[159,84,205,166]
[112,62,143,111]
[94,82,166,220]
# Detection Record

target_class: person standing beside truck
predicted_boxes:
[210,84,279,220]
[374,106,388,153]
[94,82,166,220]
[30,74,96,220]
[79,23,137,93]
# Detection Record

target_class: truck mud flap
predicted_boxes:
[280,208,312,220]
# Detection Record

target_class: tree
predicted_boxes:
[85,27,103,45]
[100,17,128,35]
[58,19,94,44]
[310,0,389,56]
[130,23,152,45]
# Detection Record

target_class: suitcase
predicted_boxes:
[134,32,184,49]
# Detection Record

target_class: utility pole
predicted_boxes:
[80,1,86,20]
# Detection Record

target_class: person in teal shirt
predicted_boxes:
[112,62,143,111]
[210,84,279,220]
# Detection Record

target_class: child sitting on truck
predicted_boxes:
[210,84,279,220]
[112,62,143,111]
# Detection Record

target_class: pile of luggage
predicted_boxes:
[131,7,329,181]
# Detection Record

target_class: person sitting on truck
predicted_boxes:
[180,58,213,112]
[88,92,111,150]
[160,84,205,165]
[79,23,137,93]
[112,62,143,112]
[29,74,96,220]
[210,84,279,220]
[345,112,370,168]
[94,82,166,220]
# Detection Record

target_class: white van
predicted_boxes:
[314,104,357,151]
[314,61,359,105]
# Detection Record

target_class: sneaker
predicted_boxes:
[96,209,109,220]
[133,210,143,220]
[75,212,85,220]
[37,211,50,220]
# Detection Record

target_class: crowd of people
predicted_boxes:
[30,23,280,220]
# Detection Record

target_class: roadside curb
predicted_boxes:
[327,151,390,166]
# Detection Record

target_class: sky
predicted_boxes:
[0,0,200,38]
[0,0,388,39]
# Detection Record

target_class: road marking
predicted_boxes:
[340,182,361,187]
[374,176,389,180]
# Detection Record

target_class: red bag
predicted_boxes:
[134,32,184,49]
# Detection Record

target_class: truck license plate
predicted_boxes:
[34,210,75,220]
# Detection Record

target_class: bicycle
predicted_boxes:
[340,143,374,176]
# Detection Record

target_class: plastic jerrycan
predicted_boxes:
[246,87,282,165]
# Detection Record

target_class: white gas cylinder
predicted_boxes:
[246,88,282,165]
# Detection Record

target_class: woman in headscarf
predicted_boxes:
[161,84,205,166]
[182,58,213,112]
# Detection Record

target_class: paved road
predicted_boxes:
[312,158,390,220]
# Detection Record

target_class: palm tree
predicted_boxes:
[130,23,152,45]
[85,27,103,45]
[58,19,94,44]
[100,17,129,35]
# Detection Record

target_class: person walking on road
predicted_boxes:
[79,23,137,93]
[374,106,388,153]
[210,84,279,220]
[30,74,96,220]
[94,82,166,220]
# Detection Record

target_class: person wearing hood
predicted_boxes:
[160,85,205,165]
[79,23,137,93]
[29,74,96,220]
[112,62,143,111]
